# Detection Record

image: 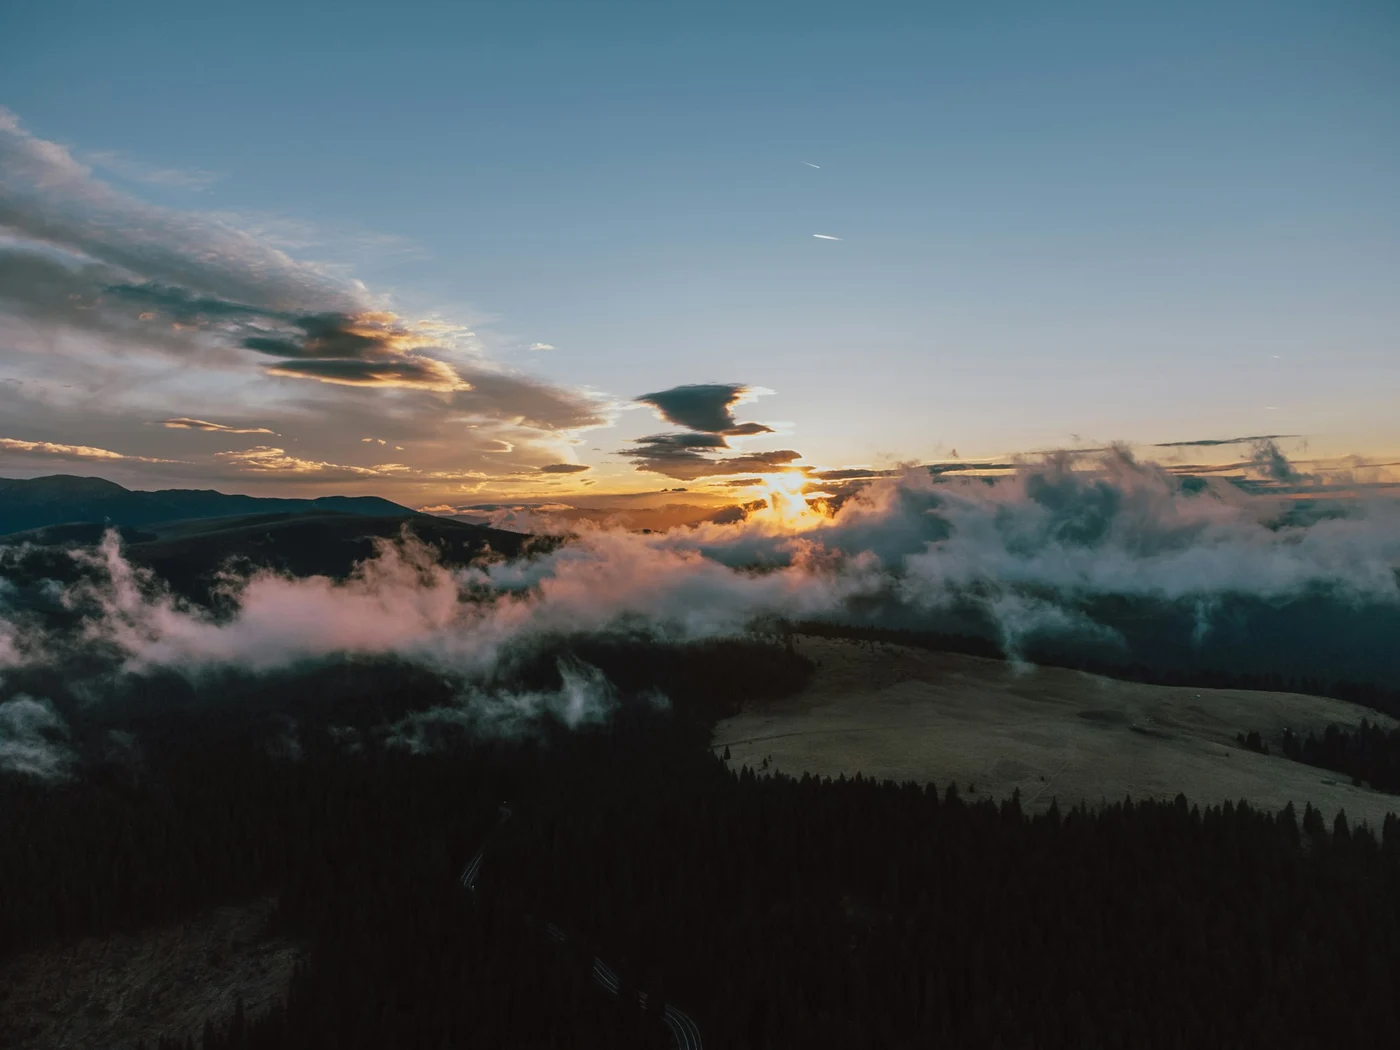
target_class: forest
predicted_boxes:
[1274,720,1400,795]
[3,636,1400,1049]
[1237,718,1400,797]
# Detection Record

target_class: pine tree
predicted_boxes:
[1333,810,1351,844]
[1302,802,1325,837]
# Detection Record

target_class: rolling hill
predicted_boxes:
[123,511,532,601]
[0,475,411,536]
[0,475,537,605]
[716,635,1400,828]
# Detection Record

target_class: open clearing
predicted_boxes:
[715,636,1400,828]
[0,897,303,1050]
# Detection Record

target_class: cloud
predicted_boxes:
[809,467,902,482]
[101,286,473,392]
[0,108,361,315]
[722,422,774,437]
[240,309,469,391]
[0,437,124,461]
[636,383,751,433]
[1249,439,1315,485]
[528,343,555,352]
[388,661,618,744]
[265,354,465,391]
[0,108,615,493]
[627,385,792,479]
[450,369,610,431]
[85,150,221,191]
[1155,434,1298,448]
[214,446,387,477]
[33,529,865,679]
[0,436,176,464]
[4,447,1400,763]
[163,417,276,435]
[632,432,731,450]
[539,464,591,474]
[626,444,803,480]
[0,696,75,780]
[208,446,570,488]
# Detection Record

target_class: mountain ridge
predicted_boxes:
[0,474,414,535]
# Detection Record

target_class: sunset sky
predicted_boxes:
[2,0,1397,509]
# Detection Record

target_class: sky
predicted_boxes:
[1,0,1397,509]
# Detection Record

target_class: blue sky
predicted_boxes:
[1,0,1397,503]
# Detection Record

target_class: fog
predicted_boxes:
[2,448,1398,776]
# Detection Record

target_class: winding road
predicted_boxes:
[461,804,705,1050]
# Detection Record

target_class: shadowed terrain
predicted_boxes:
[0,476,411,536]
[0,898,303,1050]
[716,636,1400,829]
[0,510,534,606]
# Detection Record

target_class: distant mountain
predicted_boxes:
[0,508,536,608]
[124,512,534,602]
[0,475,413,536]
[449,499,772,532]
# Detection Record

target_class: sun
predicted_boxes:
[752,472,825,530]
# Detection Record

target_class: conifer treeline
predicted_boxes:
[1278,720,1400,793]
[120,763,1400,1050]
[3,638,1399,1048]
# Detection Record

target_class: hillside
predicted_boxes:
[123,512,533,601]
[0,475,411,536]
[716,635,1400,829]
[0,510,535,610]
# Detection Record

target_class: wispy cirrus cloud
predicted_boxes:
[84,150,222,191]
[213,445,400,478]
[0,436,177,464]
[163,417,276,435]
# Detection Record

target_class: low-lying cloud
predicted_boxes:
[0,696,75,779]
[388,660,622,746]
[2,447,1398,767]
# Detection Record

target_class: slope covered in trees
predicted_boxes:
[1278,720,1400,794]
[4,638,1400,1049]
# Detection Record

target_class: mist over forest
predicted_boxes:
[5,448,1399,775]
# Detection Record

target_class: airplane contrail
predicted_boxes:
[813,234,842,240]
[804,162,821,168]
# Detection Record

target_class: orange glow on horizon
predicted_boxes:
[749,472,828,531]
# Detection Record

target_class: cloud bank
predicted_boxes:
[2,447,1398,773]
[0,696,75,779]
